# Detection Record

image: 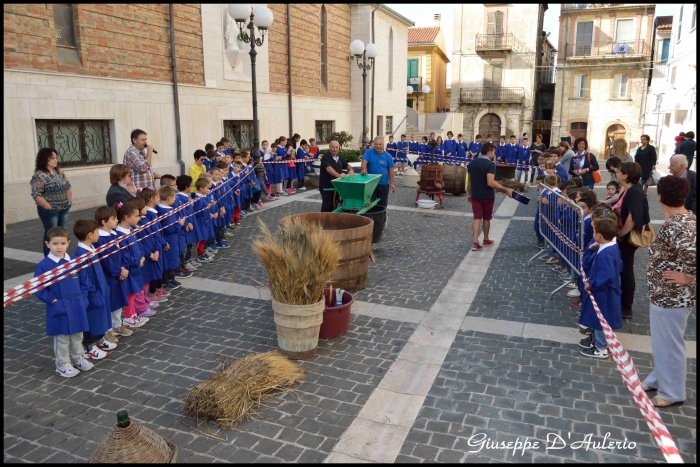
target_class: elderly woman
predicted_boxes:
[615,162,651,319]
[634,134,657,194]
[106,164,138,207]
[642,175,696,407]
[611,139,634,164]
[31,148,73,256]
[568,137,600,189]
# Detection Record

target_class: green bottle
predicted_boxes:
[116,410,131,428]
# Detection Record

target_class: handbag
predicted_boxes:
[613,191,626,231]
[629,222,655,248]
[586,153,602,183]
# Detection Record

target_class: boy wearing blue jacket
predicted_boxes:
[210,167,231,249]
[194,178,217,260]
[408,135,420,160]
[443,131,458,159]
[396,135,409,175]
[74,219,116,360]
[578,217,623,359]
[505,135,519,164]
[517,137,530,182]
[495,135,507,162]
[456,134,468,162]
[156,186,186,291]
[35,227,93,377]
[94,206,132,342]
[551,150,569,182]
[469,135,483,160]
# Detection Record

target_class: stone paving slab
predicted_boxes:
[4,258,36,282]
[396,330,697,463]
[467,216,697,341]
[3,286,416,463]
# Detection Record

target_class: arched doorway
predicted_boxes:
[479,113,501,138]
[605,124,626,159]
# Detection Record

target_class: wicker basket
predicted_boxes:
[89,419,178,463]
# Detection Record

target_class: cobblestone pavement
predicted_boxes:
[468,219,697,341]
[397,330,697,463]
[3,286,416,463]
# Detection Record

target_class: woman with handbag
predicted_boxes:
[634,134,657,195]
[642,175,695,408]
[616,162,651,320]
[567,137,600,189]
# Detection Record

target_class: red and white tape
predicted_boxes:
[539,209,683,463]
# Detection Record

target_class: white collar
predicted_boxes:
[177,192,189,198]
[98,229,111,237]
[499,143,505,146]
[584,214,592,221]
[116,225,131,234]
[47,252,70,263]
[157,203,172,210]
[447,137,453,141]
[147,207,158,214]
[598,238,617,254]
[511,143,516,146]
[77,242,96,252]
[195,192,205,198]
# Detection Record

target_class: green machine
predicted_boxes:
[324,174,381,215]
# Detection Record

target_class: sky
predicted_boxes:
[389,3,677,86]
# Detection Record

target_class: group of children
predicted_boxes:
[260,136,320,195]
[535,166,624,359]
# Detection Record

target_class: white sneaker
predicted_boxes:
[298,186,307,191]
[71,356,95,372]
[567,289,581,298]
[206,247,217,254]
[190,260,202,267]
[84,346,107,360]
[56,363,80,378]
[97,340,118,351]
[565,283,577,289]
[539,254,551,261]
[546,257,559,264]
[124,315,148,328]
[185,262,199,270]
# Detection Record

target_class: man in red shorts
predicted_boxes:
[467,142,514,251]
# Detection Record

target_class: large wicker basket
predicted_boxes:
[89,418,177,463]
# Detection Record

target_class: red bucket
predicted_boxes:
[320,287,354,339]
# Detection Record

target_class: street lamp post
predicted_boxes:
[350,39,378,150]
[406,84,430,113]
[228,4,274,157]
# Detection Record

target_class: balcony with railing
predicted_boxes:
[407,76,424,94]
[460,87,525,105]
[562,4,623,12]
[475,33,534,56]
[565,40,651,60]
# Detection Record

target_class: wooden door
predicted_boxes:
[479,113,501,138]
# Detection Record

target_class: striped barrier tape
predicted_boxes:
[539,209,683,463]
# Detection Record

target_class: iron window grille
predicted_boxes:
[315,121,333,144]
[223,120,254,151]
[35,120,112,167]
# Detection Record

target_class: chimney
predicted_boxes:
[434,14,441,28]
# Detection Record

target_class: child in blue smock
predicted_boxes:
[114,202,148,329]
[74,219,115,360]
[156,186,185,292]
[128,196,158,318]
[496,136,507,162]
[443,131,458,160]
[295,140,311,191]
[469,135,483,160]
[95,206,131,342]
[386,135,398,162]
[141,188,167,299]
[578,217,622,359]
[193,178,217,261]
[505,135,519,164]
[408,135,420,166]
[517,137,530,182]
[35,226,92,377]
[396,135,409,175]
[456,134,468,163]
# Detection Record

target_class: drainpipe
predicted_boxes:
[287,4,293,137]
[370,4,379,141]
[169,4,184,175]
[647,16,658,88]
[556,16,569,144]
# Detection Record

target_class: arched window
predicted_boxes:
[388,28,393,90]
[320,6,328,89]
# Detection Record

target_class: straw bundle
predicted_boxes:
[183,351,304,430]
[500,179,527,192]
[252,217,339,305]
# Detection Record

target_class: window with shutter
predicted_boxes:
[613,74,628,98]
[487,12,495,35]
[576,22,593,55]
[495,11,504,34]
[483,63,493,87]
[492,65,503,87]
[573,74,588,98]
[615,19,633,43]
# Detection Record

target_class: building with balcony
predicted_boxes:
[552,3,656,159]
[450,4,546,141]
[406,15,450,114]
[643,5,696,167]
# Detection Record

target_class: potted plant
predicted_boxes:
[252,218,339,359]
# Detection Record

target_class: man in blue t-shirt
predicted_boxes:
[467,142,514,251]
[361,136,395,210]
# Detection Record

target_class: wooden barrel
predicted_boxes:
[418,164,443,192]
[271,298,325,359]
[441,164,467,195]
[280,213,373,292]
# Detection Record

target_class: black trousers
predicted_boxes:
[321,189,336,213]
[371,184,390,209]
[619,239,638,312]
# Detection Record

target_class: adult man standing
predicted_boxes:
[669,154,696,213]
[319,140,354,212]
[124,129,160,191]
[467,143,513,251]
[361,136,395,210]
[675,131,696,169]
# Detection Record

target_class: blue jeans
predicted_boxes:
[37,205,70,257]
[516,169,528,183]
[592,329,607,350]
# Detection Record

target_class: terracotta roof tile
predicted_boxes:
[656,15,673,31]
[408,27,440,44]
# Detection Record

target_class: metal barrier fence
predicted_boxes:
[528,186,585,299]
